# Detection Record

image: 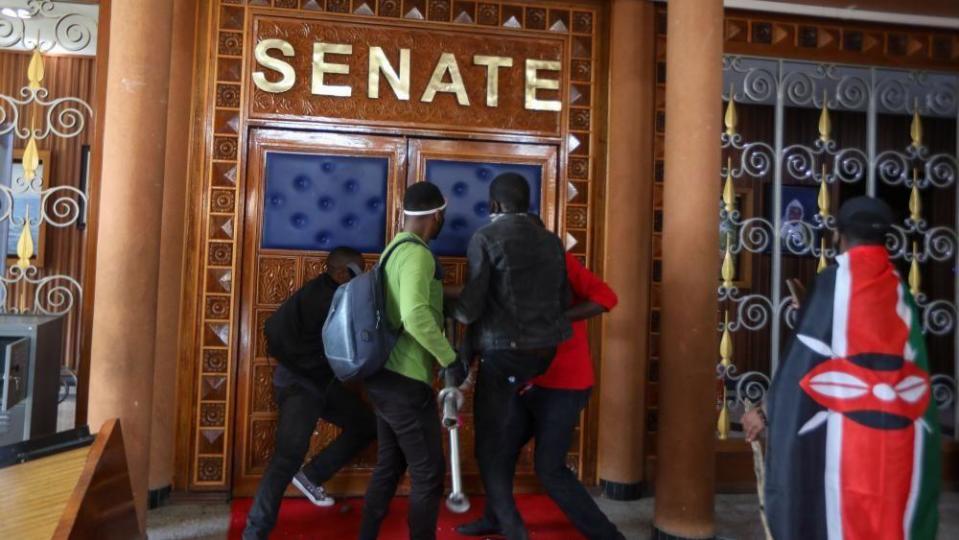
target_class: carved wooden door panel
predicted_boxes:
[234,129,406,496]
[406,138,566,493]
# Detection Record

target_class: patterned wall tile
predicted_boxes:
[256,257,297,305]
[197,456,224,482]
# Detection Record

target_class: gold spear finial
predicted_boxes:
[16,207,34,271]
[718,310,732,440]
[910,98,923,148]
[27,48,43,90]
[909,169,922,222]
[724,84,738,137]
[909,242,921,297]
[818,237,828,273]
[723,157,736,214]
[722,237,736,289]
[818,163,830,219]
[818,89,831,142]
[22,136,38,182]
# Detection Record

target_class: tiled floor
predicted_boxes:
[147,491,959,539]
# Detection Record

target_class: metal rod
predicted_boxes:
[954,86,959,441]
[771,60,785,375]
[866,68,877,197]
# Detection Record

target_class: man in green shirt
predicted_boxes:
[359,182,458,540]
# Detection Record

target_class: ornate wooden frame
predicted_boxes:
[177,0,608,492]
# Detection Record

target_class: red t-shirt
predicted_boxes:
[533,252,618,390]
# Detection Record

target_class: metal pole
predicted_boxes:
[771,60,785,375]
[954,83,959,440]
[866,68,877,197]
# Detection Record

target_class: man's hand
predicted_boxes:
[786,278,806,310]
[742,408,767,442]
[441,357,469,388]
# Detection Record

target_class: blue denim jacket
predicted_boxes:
[453,213,572,351]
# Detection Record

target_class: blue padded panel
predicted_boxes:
[261,152,388,253]
[425,160,542,257]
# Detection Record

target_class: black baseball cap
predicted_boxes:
[837,196,893,244]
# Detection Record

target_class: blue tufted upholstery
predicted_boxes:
[425,160,542,257]
[261,152,388,253]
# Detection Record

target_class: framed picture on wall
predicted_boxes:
[766,184,820,256]
[719,184,754,288]
[7,148,50,266]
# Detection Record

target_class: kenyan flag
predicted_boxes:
[765,245,940,540]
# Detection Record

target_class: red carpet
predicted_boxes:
[228,495,585,539]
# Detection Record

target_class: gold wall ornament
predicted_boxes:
[818,90,831,142]
[16,208,34,271]
[909,242,921,297]
[724,85,738,137]
[473,55,513,107]
[252,39,296,94]
[22,136,39,182]
[368,46,410,100]
[421,52,470,106]
[910,98,923,148]
[818,238,828,273]
[909,169,922,222]
[27,48,44,90]
[524,59,561,112]
[817,164,830,219]
[312,42,353,98]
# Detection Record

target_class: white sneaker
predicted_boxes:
[292,471,335,507]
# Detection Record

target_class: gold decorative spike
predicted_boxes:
[818,238,828,273]
[818,90,831,142]
[818,164,830,219]
[27,49,43,90]
[718,311,732,440]
[16,208,33,271]
[722,239,735,289]
[723,157,736,214]
[22,136,38,182]
[910,98,923,148]
[908,242,921,297]
[720,311,732,366]
[909,169,922,222]
[724,85,738,137]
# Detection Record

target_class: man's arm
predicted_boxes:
[397,249,456,367]
[564,253,618,320]
[452,233,491,325]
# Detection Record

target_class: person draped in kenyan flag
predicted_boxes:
[743,196,941,540]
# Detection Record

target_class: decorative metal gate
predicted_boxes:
[0,0,97,427]
[716,55,958,439]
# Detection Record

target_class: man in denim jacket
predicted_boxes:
[451,172,571,540]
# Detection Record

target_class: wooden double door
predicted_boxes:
[233,128,568,496]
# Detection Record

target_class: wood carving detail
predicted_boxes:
[203,349,229,373]
[250,419,278,470]
[257,257,297,305]
[198,457,224,482]
[201,403,227,427]
[249,16,564,135]
[252,364,278,412]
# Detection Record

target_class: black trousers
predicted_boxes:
[359,369,445,540]
[243,380,376,540]
[475,355,624,540]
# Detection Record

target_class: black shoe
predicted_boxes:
[456,517,502,537]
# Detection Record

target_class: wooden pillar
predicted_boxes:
[87,0,175,527]
[598,0,656,499]
[148,0,199,500]
[653,0,723,537]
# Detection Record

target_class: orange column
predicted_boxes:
[148,0,199,502]
[87,0,175,528]
[598,0,656,499]
[653,0,723,537]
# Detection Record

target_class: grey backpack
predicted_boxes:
[322,238,419,381]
